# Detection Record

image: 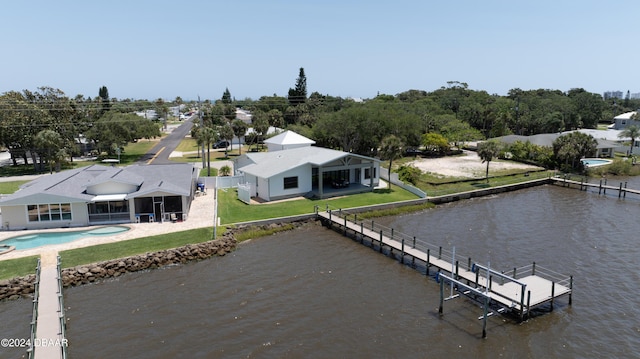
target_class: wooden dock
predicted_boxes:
[551,176,640,198]
[316,208,572,326]
[30,251,67,358]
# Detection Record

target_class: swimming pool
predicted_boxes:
[581,158,613,167]
[0,226,130,251]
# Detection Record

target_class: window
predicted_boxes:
[27,203,72,222]
[284,176,298,189]
[364,167,377,179]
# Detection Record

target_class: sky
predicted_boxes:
[1,0,639,102]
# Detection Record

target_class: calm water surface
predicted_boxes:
[2,179,640,358]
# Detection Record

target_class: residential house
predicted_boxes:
[234,131,380,201]
[0,163,198,230]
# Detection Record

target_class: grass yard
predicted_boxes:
[0,255,40,280]
[217,187,420,224]
[0,180,30,195]
[59,227,221,268]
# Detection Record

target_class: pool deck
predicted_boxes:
[0,188,217,262]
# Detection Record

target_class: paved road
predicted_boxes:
[137,118,195,165]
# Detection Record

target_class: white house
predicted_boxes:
[234,131,380,201]
[0,163,198,230]
[264,130,316,152]
[613,111,640,130]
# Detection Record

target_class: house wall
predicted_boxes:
[257,177,270,201]
[2,202,89,230]
[266,143,310,152]
[614,118,640,130]
[86,182,138,195]
[267,165,311,201]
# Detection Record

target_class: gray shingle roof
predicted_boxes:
[237,146,378,178]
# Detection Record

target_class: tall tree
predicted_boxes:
[98,85,110,114]
[199,127,218,176]
[288,67,307,106]
[33,129,64,173]
[552,132,597,170]
[477,140,502,182]
[379,134,404,187]
[219,122,235,156]
[618,124,640,155]
[221,88,232,104]
[231,119,248,155]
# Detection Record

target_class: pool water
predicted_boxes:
[581,158,613,167]
[0,226,129,250]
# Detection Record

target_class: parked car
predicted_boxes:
[212,140,229,149]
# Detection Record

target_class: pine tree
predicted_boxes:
[222,87,232,104]
[288,67,307,106]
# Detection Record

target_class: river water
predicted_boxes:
[2,179,640,358]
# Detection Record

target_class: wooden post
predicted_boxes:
[550,282,556,311]
[569,275,573,305]
[371,220,375,231]
[344,216,347,235]
[599,179,603,195]
[328,210,332,229]
[519,285,526,322]
[624,182,628,198]
[468,257,472,271]
[412,236,416,249]
[482,296,488,338]
[513,267,517,278]
[532,262,536,276]
[379,230,383,253]
[439,275,444,315]
[604,178,607,195]
[391,228,394,241]
[619,183,623,198]
[438,246,442,259]
[526,290,531,320]
[360,222,364,244]
[400,238,405,264]
[426,249,430,276]
[475,268,479,288]
[354,213,357,223]
[455,260,459,280]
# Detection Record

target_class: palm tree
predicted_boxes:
[231,119,248,155]
[618,124,640,155]
[477,140,502,182]
[379,135,404,188]
[199,127,218,176]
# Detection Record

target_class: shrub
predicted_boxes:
[397,165,421,185]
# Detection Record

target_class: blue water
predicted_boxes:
[0,226,129,250]
[581,158,612,166]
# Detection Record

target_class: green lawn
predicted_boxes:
[0,255,40,280]
[59,227,220,268]
[217,187,420,224]
[0,180,30,195]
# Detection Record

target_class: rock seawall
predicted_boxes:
[0,236,236,301]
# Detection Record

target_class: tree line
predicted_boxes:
[2,68,638,174]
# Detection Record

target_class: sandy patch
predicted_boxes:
[408,150,542,178]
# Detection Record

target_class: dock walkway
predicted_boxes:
[316,209,572,321]
[31,250,66,358]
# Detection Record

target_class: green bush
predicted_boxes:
[397,165,421,185]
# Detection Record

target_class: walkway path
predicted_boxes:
[33,249,65,358]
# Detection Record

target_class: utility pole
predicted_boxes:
[198,96,205,168]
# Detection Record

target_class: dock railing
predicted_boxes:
[27,259,41,359]
[56,255,68,359]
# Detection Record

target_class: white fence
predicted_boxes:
[199,175,245,190]
[380,168,427,198]
[237,183,251,204]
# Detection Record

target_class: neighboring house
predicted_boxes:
[234,131,380,201]
[495,130,619,158]
[613,111,640,130]
[0,163,198,230]
[264,130,315,151]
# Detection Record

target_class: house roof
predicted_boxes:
[0,163,195,205]
[614,111,637,120]
[264,130,315,146]
[237,146,379,178]
[495,130,622,148]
